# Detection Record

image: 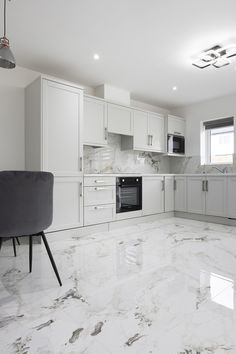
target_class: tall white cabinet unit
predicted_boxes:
[25,76,84,231]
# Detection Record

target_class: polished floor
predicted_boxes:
[0,217,236,354]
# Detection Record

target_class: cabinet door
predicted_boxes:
[205,177,227,217]
[42,80,83,174]
[84,204,115,226]
[187,177,205,214]
[165,176,174,212]
[227,177,236,218]
[84,97,107,146]
[49,176,83,231]
[148,113,165,152]
[107,103,133,135]
[84,186,116,206]
[174,177,187,212]
[168,115,185,136]
[143,177,164,215]
[133,110,149,151]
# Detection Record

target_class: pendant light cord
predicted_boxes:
[4,0,6,37]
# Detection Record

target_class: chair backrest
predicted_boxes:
[0,171,53,237]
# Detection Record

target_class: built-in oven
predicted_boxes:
[116,177,142,213]
[167,134,185,155]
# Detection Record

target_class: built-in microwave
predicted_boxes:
[167,134,185,155]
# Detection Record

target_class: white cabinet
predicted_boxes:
[25,76,84,232]
[133,110,149,150]
[83,96,108,147]
[25,77,83,174]
[107,103,133,136]
[84,176,116,226]
[84,186,116,206]
[174,176,187,212]
[84,204,116,226]
[133,110,165,153]
[164,176,174,212]
[50,176,83,231]
[187,176,205,214]
[227,177,236,218]
[167,115,185,136]
[143,176,164,215]
[149,113,165,152]
[205,176,227,217]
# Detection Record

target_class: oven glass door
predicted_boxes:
[117,185,142,213]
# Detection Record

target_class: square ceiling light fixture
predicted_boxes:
[192,45,236,69]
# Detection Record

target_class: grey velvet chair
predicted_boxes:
[0,171,62,286]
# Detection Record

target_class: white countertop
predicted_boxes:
[84,173,236,177]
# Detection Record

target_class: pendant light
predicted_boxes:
[0,0,15,69]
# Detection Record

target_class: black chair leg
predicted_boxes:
[12,238,16,257]
[41,231,62,286]
[16,237,20,245]
[29,235,33,272]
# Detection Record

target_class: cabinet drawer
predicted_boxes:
[84,186,116,206]
[84,176,115,187]
[84,204,115,226]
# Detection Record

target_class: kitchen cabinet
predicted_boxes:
[84,204,116,226]
[25,76,84,232]
[84,186,116,206]
[49,176,83,231]
[131,110,165,153]
[25,76,83,174]
[83,96,108,147]
[205,176,227,217]
[187,176,205,214]
[227,177,236,218]
[143,176,164,215]
[107,103,133,136]
[164,176,175,212]
[174,176,187,212]
[167,115,185,136]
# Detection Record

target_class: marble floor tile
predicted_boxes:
[1,217,236,353]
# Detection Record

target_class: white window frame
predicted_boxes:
[201,116,235,166]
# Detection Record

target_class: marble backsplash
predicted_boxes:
[169,154,236,174]
[83,134,236,174]
[83,134,170,174]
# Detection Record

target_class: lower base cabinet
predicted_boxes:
[143,176,164,215]
[84,204,116,226]
[205,176,227,217]
[174,176,187,212]
[187,176,205,214]
[50,176,83,231]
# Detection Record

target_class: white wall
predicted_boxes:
[172,93,236,157]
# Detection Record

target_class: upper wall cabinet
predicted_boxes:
[132,110,165,153]
[83,96,108,147]
[167,115,185,136]
[107,103,133,136]
[25,77,83,175]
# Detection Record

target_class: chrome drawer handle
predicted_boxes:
[94,187,107,191]
[94,206,106,210]
[94,180,105,183]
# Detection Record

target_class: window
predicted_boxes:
[202,117,234,165]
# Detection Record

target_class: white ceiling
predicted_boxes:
[3,0,236,108]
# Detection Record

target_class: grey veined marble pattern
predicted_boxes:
[83,134,170,174]
[1,217,236,353]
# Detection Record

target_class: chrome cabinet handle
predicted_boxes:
[151,135,153,146]
[94,206,106,210]
[202,180,205,191]
[94,187,106,191]
[206,180,208,192]
[174,180,176,190]
[80,182,83,197]
[147,135,150,146]
[162,180,165,191]
[104,127,108,141]
[94,180,105,184]
[80,157,83,171]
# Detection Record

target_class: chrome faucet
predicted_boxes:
[211,166,228,174]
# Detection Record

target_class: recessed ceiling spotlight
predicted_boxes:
[93,53,100,60]
[172,86,177,91]
[192,44,236,69]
